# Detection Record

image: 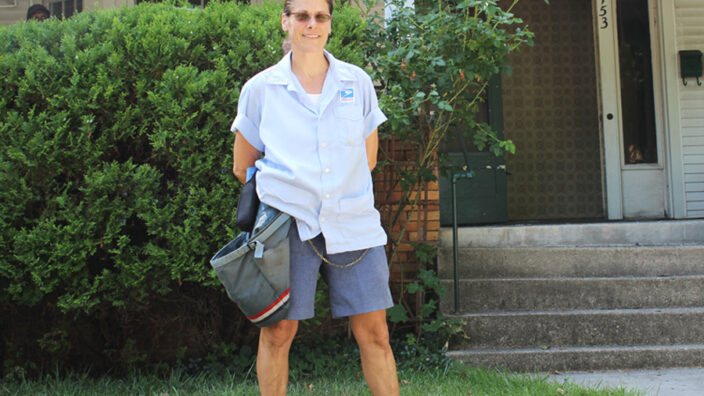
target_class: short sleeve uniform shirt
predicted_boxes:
[231,51,387,254]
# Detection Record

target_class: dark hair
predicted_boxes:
[26,4,50,21]
[283,0,334,17]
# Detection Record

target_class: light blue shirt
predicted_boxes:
[231,51,388,254]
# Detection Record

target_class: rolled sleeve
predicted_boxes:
[359,72,386,138]
[363,107,387,138]
[231,114,264,151]
[230,81,264,151]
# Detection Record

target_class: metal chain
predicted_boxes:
[307,240,369,268]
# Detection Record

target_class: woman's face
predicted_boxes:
[282,0,332,55]
[30,11,49,21]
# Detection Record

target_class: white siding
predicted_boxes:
[676,0,704,218]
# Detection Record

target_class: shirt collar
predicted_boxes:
[265,50,358,90]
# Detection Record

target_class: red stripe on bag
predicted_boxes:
[248,288,290,322]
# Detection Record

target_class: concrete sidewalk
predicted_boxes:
[545,368,704,395]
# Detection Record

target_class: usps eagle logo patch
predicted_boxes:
[340,88,354,103]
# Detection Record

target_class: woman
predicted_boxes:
[231,0,400,395]
[26,4,50,21]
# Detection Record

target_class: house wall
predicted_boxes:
[502,0,604,221]
[1,0,35,24]
[1,0,134,26]
[675,0,704,218]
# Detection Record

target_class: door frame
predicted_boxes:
[657,0,687,218]
[594,0,623,219]
[594,0,671,219]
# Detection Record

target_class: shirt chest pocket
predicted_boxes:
[333,105,364,146]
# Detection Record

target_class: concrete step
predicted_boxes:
[439,220,704,249]
[447,344,704,372]
[437,246,704,279]
[440,220,704,371]
[453,307,704,349]
[439,275,704,312]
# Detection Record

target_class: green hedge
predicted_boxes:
[0,1,365,373]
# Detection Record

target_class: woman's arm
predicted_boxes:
[365,129,379,172]
[233,131,262,184]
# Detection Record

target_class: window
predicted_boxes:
[617,0,657,164]
[48,0,82,19]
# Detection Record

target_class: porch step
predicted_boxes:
[439,275,704,312]
[439,220,704,249]
[452,307,704,349]
[447,344,704,372]
[437,246,704,279]
[439,220,704,371]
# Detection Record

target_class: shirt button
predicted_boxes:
[321,142,327,148]
[324,168,330,173]
[320,217,326,222]
[325,193,331,199]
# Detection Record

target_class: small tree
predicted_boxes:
[364,0,540,327]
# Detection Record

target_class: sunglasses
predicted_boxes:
[288,11,331,23]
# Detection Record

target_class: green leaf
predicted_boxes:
[437,101,453,112]
[387,304,409,323]
[406,282,422,294]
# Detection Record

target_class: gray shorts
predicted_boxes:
[286,223,394,320]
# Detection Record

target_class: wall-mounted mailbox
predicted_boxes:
[679,50,702,86]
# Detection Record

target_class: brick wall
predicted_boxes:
[374,137,441,287]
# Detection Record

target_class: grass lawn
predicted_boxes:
[0,364,641,396]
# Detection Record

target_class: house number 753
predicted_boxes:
[599,0,609,29]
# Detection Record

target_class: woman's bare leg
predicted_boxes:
[257,320,299,396]
[349,310,400,396]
